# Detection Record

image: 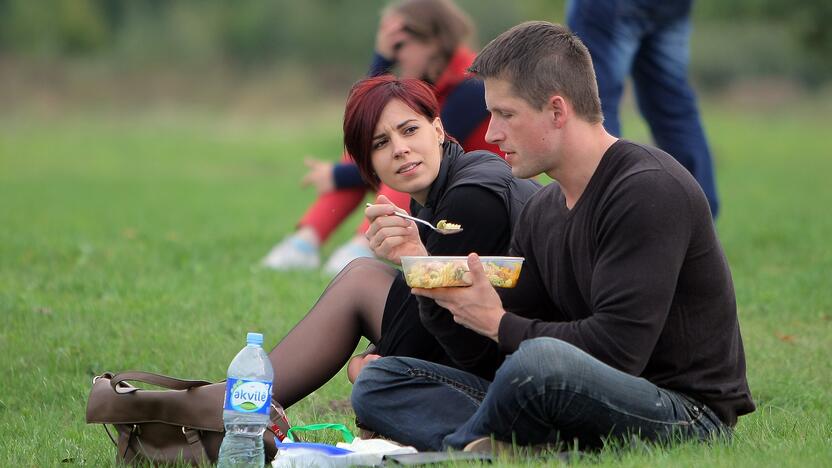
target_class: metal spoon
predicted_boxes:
[365,203,463,235]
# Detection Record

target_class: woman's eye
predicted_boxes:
[403,126,418,135]
[373,139,387,150]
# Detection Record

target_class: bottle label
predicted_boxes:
[223,378,272,415]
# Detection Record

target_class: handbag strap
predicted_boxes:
[110,371,213,394]
[102,424,118,447]
[182,427,210,463]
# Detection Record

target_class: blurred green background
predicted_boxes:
[2,1,831,466]
[2,0,831,116]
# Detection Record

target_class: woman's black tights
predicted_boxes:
[268,258,397,409]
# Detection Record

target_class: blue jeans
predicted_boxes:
[351,338,727,451]
[567,0,719,218]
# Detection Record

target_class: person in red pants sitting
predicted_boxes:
[261,0,501,274]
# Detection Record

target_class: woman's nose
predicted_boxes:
[391,136,409,158]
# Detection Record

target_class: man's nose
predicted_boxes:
[485,118,503,145]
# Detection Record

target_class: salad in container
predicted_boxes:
[401,256,524,289]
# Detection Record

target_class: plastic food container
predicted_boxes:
[400,256,524,289]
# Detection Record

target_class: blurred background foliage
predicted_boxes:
[1,0,830,113]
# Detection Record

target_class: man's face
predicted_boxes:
[483,78,556,179]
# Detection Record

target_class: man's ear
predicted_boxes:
[548,95,568,129]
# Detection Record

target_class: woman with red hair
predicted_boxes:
[261,0,501,275]
[265,76,538,410]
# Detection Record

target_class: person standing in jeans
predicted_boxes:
[567,0,720,218]
[350,21,754,453]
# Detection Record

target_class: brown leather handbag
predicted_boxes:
[86,371,291,465]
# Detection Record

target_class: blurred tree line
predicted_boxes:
[1,0,830,89]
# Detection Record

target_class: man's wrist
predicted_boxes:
[490,309,506,342]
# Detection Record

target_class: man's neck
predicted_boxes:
[549,123,618,210]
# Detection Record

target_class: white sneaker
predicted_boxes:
[323,241,375,275]
[261,236,320,271]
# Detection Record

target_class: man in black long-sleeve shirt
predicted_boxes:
[351,21,754,452]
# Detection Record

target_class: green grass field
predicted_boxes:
[1,102,830,466]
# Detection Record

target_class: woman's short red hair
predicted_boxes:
[343,75,443,190]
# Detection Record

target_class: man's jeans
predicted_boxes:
[567,0,719,218]
[351,338,727,451]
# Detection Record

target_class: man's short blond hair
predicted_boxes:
[469,21,603,123]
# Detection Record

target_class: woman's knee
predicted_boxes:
[329,257,396,296]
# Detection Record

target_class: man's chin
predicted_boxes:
[511,165,536,180]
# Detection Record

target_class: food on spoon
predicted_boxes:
[401,256,523,288]
[435,220,462,231]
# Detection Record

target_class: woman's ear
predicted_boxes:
[433,117,445,145]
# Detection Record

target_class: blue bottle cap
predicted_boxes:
[246,332,264,346]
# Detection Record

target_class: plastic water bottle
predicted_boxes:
[217,332,274,467]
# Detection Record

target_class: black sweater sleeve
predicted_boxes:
[417,185,508,379]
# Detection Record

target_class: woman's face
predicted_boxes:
[370,99,444,205]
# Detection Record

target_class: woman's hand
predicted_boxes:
[365,194,427,265]
[375,12,409,61]
[301,157,335,194]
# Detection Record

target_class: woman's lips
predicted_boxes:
[397,161,422,174]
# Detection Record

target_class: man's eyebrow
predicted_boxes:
[373,119,418,140]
